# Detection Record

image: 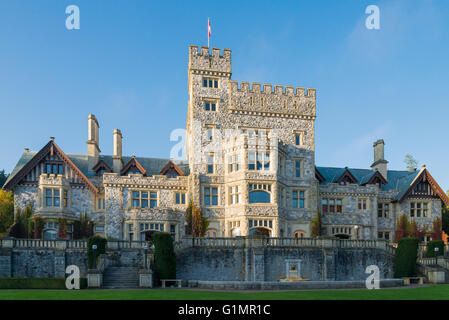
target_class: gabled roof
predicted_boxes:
[3,140,99,193]
[92,159,112,173]
[120,156,147,176]
[335,168,358,184]
[398,167,449,206]
[316,165,448,204]
[160,160,185,176]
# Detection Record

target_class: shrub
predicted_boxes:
[425,240,444,258]
[311,210,322,237]
[87,236,107,269]
[152,232,176,282]
[394,237,419,278]
[0,278,87,289]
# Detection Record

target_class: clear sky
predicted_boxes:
[1,0,448,191]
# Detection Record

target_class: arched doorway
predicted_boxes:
[293,230,306,238]
[249,227,270,237]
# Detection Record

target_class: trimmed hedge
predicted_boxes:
[151,232,176,281]
[0,278,87,289]
[87,236,107,269]
[394,237,419,278]
[425,240,445,258]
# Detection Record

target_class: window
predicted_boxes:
[45,163,64,175]
[249,219,272,229]
[378,231,390,240]
[207,153,214,174]
[249,183,271,203]
[94,226,105,237]
[140,223,165,240]
[322,198,342,213]
[204,187,218,206]
[97,196,105,211]
[240,128,270,139]
[358,198,368,210]
[132,191,157,208]
[378,203,389,218]
[128,224,134,241]
[204,101,217,112]
[292,190,305,208]
[295,132,303,146]
[410,201,429,218]
[295,160,302,178]
[175,192,186,205]
[228,154,240,172]
[206,229,217,238]
[45,188,60,207]
[230,186,241,205]
[248,151,270,170]
[205,125,214,141]
[294,231,306,238]
[202,77,218,88]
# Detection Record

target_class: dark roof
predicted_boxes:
[4,150,190,188]
[316,166,420,201]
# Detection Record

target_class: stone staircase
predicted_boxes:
[102,266,140,289]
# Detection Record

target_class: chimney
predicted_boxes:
[112,129,123,173]
[87,114,100,173]
[370,139,388,180]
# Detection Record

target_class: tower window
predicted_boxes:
[204,101,216,111]
[202,77,218,88]
[295,132,303,146]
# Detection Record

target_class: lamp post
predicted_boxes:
[92,244,97,269]
[435,247,439,266]
[144,244,149,270]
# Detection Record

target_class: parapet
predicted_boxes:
[229,81,316,118]
[189,45,232,74]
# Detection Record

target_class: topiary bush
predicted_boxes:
[87,236,107,269]
[425,240,444,258]
[151,232,176,282]
[394,237,419,278]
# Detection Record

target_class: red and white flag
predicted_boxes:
[208,18,211,47]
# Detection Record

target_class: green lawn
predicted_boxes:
[0,285,448,300]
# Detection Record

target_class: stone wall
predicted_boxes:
[176,246,394,282]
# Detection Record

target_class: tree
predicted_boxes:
[395,213,410,242]
[0,170,8,188]
[0,190,14,234]
[431,217,442,241]
[185,201,209,237]
[442,205,449,236]
[404,154,418,172]
[311,210,322,237]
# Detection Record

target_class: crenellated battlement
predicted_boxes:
[230,81,315,97]
[189,45,232,75]
[229,81,316,118]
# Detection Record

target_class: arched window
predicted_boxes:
[206,229,217,238]
[249,190,270,203]
[249,227,270,237]
[43,229,57,240]
[294,230,306,238]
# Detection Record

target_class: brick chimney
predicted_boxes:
[370,139,388,180]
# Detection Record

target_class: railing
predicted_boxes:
[177,237,396,253]
[0,238,87,249]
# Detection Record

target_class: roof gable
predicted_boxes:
[3,140,98,193]
[398,167,449,206]
[160,160,185,176]
[120,157,147,176]
[335,168,358,184]
[92,159,113,174]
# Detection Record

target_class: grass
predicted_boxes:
[0,285,448,300]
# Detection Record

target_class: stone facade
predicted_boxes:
[4,44,447,242]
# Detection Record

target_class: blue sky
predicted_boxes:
[1,0,449,191]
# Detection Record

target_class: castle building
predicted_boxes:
[3,45,449,241]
